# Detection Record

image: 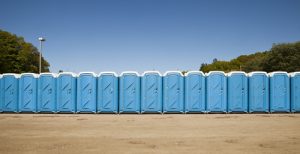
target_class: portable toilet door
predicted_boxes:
[290,72,300,112]
[77,72,97,113]
[269,72,290,113]
[57,72,77,113]
[248,72,269,113]
[163,71,184,113]
[227,71,248,113]
[206,71,227,113]
[19,73,38,112]
[141,71,163,113]
[184,71,205,113]
[119,72,141,113]
[38,73,57,113]
[2,74,19,112]
[0,75,2,112]
[97,72,118,113]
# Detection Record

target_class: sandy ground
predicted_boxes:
[0,114,300,154]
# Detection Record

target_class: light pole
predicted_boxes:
[38,37,46,74]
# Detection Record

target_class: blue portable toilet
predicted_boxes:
[19,73,38,112]
[57,72,77,113]
[290,72,300,112]
[206,71,227,113]
[141,71,163,113]
[38,73,57,113]
[163,71,184,113]
[77,72,97,113]
[227,71,248,113]
[248,72,269,113]
[0,75,2,112]
[2,74,19,112]
[269,72,290,113]
[119,71,141,113]
[97,72,119,113]
[184,71,205,113]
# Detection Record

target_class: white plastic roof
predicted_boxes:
[120,71,140,76]
[227,71,247,76]
[99,72,118,77]
[39,73,58,77]
[248,71,268,77]
[20,73,39,78]
[2,73,20,78]
[185,71,205,76]
[58,72,77,77]
[268,71,289,77]
[142,71,162,76]
[205,71,226,76]
[78,72,97,77]
[290,72,300,77]
[163,71,183,76]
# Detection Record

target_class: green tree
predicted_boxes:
[262,42,300,72]
[199,41,300,73]
[0,29,50,73]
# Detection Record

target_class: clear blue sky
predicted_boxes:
[1,0,300,74]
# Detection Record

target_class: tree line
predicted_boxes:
[0,29,49,74]
[199,41,300,73]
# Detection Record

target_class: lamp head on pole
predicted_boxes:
[38,37,46,42]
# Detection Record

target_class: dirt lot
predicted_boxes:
[0,114,299,154]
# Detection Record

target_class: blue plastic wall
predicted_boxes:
[248,72,269,113]
[119,72,141,113]
[38,74,57,112]
[2,74,19,112]
[57,73,77,113]
[270,72,290,113]
[163,72,184,113]
[184,72,205,113]
[19,74,38,112]
[206,72,227,113]
[227,72,248,113]
[97,73,118,113]
[141,72,163,113]
[291,72,300,112]
[77,73,97,113]
[4,71,300,114]
[0,75,2,112]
